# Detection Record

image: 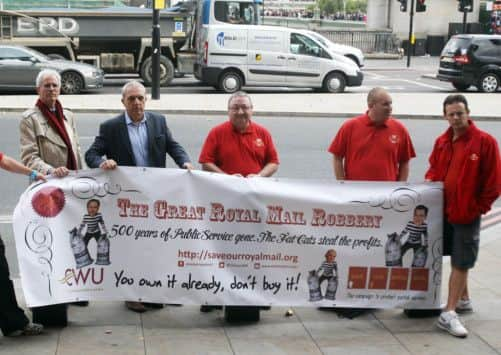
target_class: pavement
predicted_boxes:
[2,89,501,121]
[1,57,501,354]
[0,222,500,354]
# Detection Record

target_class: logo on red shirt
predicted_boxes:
[255,138,264,147]
[389,134,400,144]
[470,153,479,161]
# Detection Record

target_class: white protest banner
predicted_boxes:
[13,167,443,308]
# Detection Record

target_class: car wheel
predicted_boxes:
[218,71,242,93]
[61,71,84,94]
[452,82,470,91]
[478,73,500,93]
[322,72,346,93]
[140,55,174,87]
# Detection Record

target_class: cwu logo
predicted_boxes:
[60,267,104,286]
[216,32,225,47]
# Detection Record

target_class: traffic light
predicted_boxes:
[416,0,426,12]
[397,0,407,12]
[458,0,473,12]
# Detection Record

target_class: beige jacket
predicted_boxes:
[20,106,84,174]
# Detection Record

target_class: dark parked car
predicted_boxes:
[0,44,104,94]
[437,34,501,93]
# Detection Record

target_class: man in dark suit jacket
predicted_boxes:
[85,81,193,313]
[85,81,192,170]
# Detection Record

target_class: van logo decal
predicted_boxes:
[217,32,225,47]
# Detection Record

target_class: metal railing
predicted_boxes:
[317,30,400,54]
[263,17,400,54]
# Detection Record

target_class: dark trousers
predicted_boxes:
[83,231,101,246]
[401,242,421,259]
[0,236,29,335]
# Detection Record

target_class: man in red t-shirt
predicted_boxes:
[199,91,279,320]
[426,94,501,338]
[328,87,416,181]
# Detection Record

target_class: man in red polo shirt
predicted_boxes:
[199,91,279,321]
[328,87,415,181]
[426,94,500,338]
[199,92,279,178]
[327,87,415,318]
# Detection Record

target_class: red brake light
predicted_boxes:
[204,41,208,64]
[453,55,469,64]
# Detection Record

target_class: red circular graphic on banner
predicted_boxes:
[31,187,66,218]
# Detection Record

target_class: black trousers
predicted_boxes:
[0,236,29,335]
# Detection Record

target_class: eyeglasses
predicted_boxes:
[126,95,146,102]
[229,105,251,112]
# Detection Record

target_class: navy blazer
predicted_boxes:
[85,112,191,168]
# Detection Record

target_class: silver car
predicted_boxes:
[0,44,104,94]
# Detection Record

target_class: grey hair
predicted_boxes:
[367,87,388,105]
[36,69,61,88]
[121,80,146,99]
[228,91,253,109]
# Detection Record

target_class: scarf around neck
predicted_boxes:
[36,98,77,170]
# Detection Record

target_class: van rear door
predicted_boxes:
[246,29,286,85]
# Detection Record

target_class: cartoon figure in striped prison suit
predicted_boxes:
[317,249,338,300]
[77,199,110,265]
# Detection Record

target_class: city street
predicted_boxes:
[0,57,457,96]
[98,57,455,94]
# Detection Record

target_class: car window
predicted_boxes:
[472,39,500,57]
[290,33,322,57]
[442,37,471,55]
[491,39,501,56]
[0,47,30,60]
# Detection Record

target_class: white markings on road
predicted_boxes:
[363,71,450,91]
[363,72,386,80]
[0,214,12,224]
[394,78,449,91]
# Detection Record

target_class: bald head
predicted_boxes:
[367,87,392,125]
[367,87,389,106]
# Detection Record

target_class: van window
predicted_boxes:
[214,1,260,25]
[290,33,323,57]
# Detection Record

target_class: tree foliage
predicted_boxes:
[317,0,367,16]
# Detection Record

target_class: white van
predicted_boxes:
[195,24,364,93]
[305,30,365,68]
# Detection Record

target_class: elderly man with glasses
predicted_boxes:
[198,91,279,321]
